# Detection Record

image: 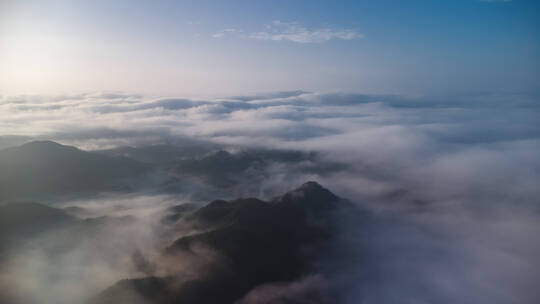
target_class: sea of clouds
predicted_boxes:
[1,90,539,303]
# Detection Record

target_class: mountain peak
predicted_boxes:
[0,141,78,159]
[293,181,338,199]
[298,181,325,191]
[17,140,78,153]
[22,140,61,147]
[272,181,340,208]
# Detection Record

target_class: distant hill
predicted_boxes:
[0,141,149,201]
[96,145,193,164]
[98,145,346,195]
[0,202,75,253]
[173,149,338,188]
[93,181,354,304]
[0,135,32,150]
[96,138,219,164]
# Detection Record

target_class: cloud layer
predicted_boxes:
[1,90,539,303]
[1,90,539,203]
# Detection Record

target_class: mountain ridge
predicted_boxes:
[93,181,352,304]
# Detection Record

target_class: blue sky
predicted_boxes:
[1,0,538,96]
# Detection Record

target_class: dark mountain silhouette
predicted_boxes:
[0,141,149,201]
[93,182,352,304]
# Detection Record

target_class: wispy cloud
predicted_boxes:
[212,21,363,43]
[250,21,363,43]
[212,28,244,38]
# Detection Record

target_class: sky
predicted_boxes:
[1,0,539,97]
